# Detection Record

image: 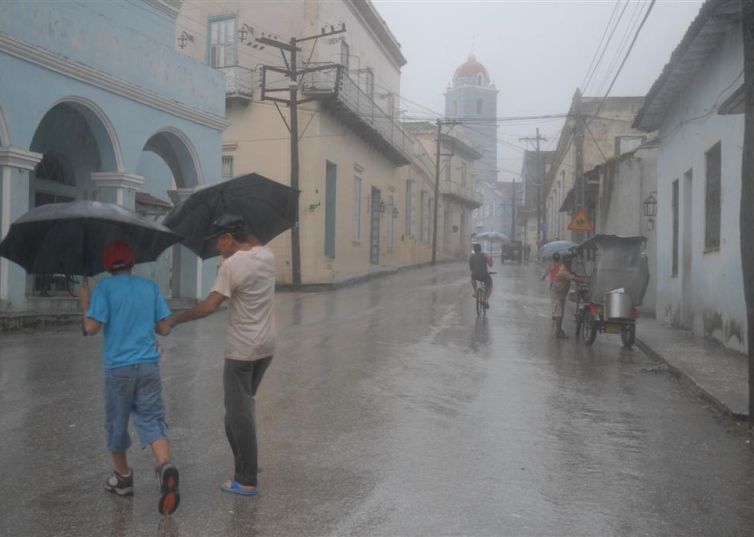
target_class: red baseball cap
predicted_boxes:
[103,241,135,272]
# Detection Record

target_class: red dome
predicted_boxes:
[454,55,489,80]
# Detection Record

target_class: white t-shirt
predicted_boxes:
[211,246,276,361]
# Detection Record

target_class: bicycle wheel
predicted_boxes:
[621,323,636,349]
[476,287,483,316]
[582,312,598,346]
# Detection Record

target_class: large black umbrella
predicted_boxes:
[0,200,182,276]
[162,173,299,259]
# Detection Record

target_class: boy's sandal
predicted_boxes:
[221,480,258,496]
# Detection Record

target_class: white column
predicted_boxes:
[0,147,42,307]
[91,172,144,210]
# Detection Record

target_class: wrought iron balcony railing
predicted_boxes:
[440,180,484,207]
[217,65,254,102]
[303,66,411,166]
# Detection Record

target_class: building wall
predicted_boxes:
[655,24,746,351]
[0,0,225,310]
[545,97,645,242]
[178,0,411,285]
[594,145,658,314]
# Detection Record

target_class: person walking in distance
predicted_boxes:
[542,252,576,338]
[78,241,180,515]
[469,242,494,309]
[168,215,275,496]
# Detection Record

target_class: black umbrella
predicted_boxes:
[162,173,299,259]
[0,200,182,276]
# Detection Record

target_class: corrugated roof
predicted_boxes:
[633,0,740,131]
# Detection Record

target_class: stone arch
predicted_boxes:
[35,96,124,172]
[29,97,123,207]
[0,105,10,146]
[142,126,204,189]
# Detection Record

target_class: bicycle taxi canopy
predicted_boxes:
[575,234,650,307]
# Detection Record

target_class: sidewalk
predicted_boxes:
[636,317,748,419]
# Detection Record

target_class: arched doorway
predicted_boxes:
[30,98,122,206]
[28,98,121,295]
[136,128,202,300]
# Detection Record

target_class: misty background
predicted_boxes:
[373,0,705,180]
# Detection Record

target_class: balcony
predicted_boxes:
[217,65,254,103]
[303,66,411,166]
[440,180,483,208]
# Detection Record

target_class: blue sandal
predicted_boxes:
[220,480,258,496]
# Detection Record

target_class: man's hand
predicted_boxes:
[168,291,227,327]
[78,284,91,307]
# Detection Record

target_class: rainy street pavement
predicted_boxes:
[3,262,754,537]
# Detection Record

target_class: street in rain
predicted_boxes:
[3,1,754,536]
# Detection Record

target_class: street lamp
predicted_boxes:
[643,192,657,230]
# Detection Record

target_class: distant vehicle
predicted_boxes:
[500,240,523,263]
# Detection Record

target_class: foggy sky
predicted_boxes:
[373,0,705,181]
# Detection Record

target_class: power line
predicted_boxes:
[581,0,624,92]
[593,0,657,119]
[583,0,631,94]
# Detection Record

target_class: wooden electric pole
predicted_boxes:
[520,129,547,244]
[432,119,460,265]
[257,24,346,285]
[740,0,754,420]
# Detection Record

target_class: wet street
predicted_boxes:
[2,262,754,537]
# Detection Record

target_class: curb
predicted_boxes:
[635,338,748,421]
[276,259,460,293]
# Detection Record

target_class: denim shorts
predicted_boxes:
[104,362,168,453]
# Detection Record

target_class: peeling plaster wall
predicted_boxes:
[655,24,746,352]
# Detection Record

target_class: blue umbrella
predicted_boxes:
[538,240,577,260]
[474,231,510,243]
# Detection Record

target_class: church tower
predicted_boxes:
[445,55,499,232]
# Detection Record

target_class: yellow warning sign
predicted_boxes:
[568,208,593,232]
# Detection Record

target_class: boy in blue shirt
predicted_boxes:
[78,241,180,515]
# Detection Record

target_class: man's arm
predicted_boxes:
[78,285,103,336]
[155,319,173,336]
[485,253,493,267]
[169,291,227,327]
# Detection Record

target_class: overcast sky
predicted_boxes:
[372,0,704,181]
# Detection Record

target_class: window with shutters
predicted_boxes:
[704,142,721,251]
[353,176,362,241]
[672,179,679,276]
[209,18,237,68]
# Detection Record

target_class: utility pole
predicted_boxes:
[573,90,585,243]
[257,24,346,285]
[432,119,460,265]
[740,0,754,420]
[520,129,547,245]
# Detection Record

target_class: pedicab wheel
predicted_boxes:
[575,308,585,339]
[621,323,636,349]
[582,312,598,346]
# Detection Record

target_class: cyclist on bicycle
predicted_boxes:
[469,243,493,309]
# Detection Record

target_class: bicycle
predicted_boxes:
[475,272,496,317]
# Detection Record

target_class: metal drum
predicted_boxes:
[605,291,633,320]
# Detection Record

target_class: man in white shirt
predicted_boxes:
[169,214,275,496]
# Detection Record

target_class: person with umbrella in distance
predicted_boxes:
[542,252,576,338]
[167,214,275,497]
[78,241,180,515]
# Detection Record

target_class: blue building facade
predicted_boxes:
[0,0,226,312]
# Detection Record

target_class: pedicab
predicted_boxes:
[571,234,650,349]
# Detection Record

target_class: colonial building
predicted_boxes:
[177,0,411,285]
[0,0,224,313]
[444,55,500,235]
[520,149,554,254]
[544,91,645,243]
[404,122,483,261]
[634,0,745,351]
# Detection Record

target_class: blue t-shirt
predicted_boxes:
[87,275,171,369]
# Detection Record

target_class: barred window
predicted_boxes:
[222,155,234,178]
[704,142,721,251]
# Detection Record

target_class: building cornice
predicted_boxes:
[344,0,407,68]
[0,147,43,170]
[142,0,182,18]
[0,31,228,132]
